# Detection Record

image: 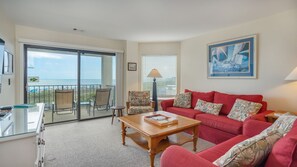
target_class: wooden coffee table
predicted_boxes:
[118,111,201,167]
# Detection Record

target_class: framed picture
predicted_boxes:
[128,62,137,71]
[3,51,13,74]
[207,35,257,78]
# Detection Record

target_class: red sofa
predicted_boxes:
[161,119,297,167]
[161,90,273,144]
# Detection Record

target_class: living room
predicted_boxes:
[0,1,297,167]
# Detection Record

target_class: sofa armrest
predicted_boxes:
[161,146,217,167]
[160,99,174,111]
[248,110,274,122]
[243,119,272,137]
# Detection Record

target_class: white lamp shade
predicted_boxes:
[285,67,297,80]
[147,68,162,78]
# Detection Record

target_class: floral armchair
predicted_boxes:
[126,91,155,115]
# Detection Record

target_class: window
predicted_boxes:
[142,55,177,98]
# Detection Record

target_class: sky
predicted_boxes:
[142,55,177,82]
[28,50,116,80]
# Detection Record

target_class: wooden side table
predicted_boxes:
[111,106,125,124]
[265,111,294,123]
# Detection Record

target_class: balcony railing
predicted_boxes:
[27,84,116,110]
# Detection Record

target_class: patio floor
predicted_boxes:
[44,105,117,124]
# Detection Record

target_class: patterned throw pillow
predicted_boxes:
[173,92,191,108]
[213,130,283,167]
[227,99,262,121]
[194,99,223,115]
[261,113,297,135]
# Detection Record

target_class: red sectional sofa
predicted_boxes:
[160,119,297,167]
[161,90,273,144]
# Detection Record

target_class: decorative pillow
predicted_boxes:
[173,92,191,108]
[227,99,262,122]
[194,99,223,115]
[129,91,151,106]
[261,113,297,135]
[213,130,283,167]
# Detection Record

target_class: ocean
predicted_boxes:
[28,79,114,86]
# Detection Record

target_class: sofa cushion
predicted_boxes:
[167,107,203,119]
[185,89,215,108]
[194,99,223,115]
[173,92,191,108]
[197,135,249,162]
[265,121,297,167]
[213,130,282,167]
[227,99,262,121]
[196,114,243,135]
[213,91,263,115]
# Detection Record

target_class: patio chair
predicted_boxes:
[89,88,111,116]
[126,91,155,115]
[52,89,76,121]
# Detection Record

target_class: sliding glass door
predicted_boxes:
[79,52,116,120]
[24,45,117,124]
[25,47,78,124]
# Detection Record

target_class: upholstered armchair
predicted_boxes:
[126,91,155,115]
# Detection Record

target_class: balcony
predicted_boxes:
[27,84,116,124]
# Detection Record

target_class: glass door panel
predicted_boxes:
[80,52,116,120]
[26,47,78,124]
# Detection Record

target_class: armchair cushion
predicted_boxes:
[129,91,151,106]
[173,92,192,108]
[127,106,154,115]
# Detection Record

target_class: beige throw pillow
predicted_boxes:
[194,99,223,115]
[227,99,262,121]
[173,92,191,108]
[213,130,282,167]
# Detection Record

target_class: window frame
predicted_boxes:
[140,54,178,99]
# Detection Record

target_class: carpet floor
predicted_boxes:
[44,117,215,167]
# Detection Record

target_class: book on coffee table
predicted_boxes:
[144,114,178,126]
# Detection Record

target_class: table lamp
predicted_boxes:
[147,69,162,111]
[285,66,297,80]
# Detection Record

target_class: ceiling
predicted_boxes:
[0,0,296,42]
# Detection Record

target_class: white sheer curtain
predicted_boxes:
[115,52,124,106]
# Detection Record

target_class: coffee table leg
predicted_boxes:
[148,137,162,167]
[121,122,126,145]
[192,126,198,152]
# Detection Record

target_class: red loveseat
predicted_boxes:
[161,119,297,167]
[161,90,273,144]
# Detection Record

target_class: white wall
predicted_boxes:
[0,11,15,105]
[180,9,297,112]
[15,25,126,104]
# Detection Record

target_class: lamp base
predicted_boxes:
[152,78,158,111]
